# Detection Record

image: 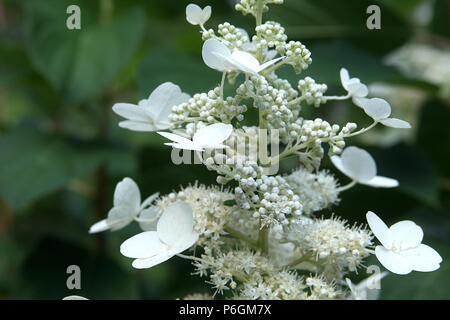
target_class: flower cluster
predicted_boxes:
[89,0,442,300]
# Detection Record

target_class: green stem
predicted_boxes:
[224,225,259,248]
[258,226,269,255]
[255,0,264,62]
[282,252,314,269]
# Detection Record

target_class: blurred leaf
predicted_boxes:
[138,47,218,96]
[25,0,146,102]
[0,236,22,293]
[13,237,139,299]
[269,0,410,54]
[369,144,440,207]
[0,128,135,209]
[417,99,450,179]
[430,0,450,38]
[279,40,401,89]
[376,0,423,21]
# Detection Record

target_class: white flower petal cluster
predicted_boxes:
[340,68,369,99]
[367,211,442,275]
[158,122,233,151]
[89,178,158,233]
[354,97,412,128]
[202,39,283,75]
[186,3,211,26]
[120,201,199,269]
[331,146,399,188]
[112,82,190,132]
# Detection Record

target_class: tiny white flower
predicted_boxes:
[331,146,399,188]
[89,178,158,233]
[353,97,412,129]
[202,39,283,75]
[112,82,190,132]
[120,201,199,269]
[366,211,443,275]
[158,123,233,151]
[340,68,369,98]
[186,3,211,26]
[345,272,388,300]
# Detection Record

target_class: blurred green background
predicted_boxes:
[0,0,449,299]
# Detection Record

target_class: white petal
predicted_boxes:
[379,118,412,129]
[202,6,212,24]
[193,123,233,148]
[202,39,232,72]
[362,176,399,188]
[390,220,424,250]
[330,155,354,180]
[132,252,173,269]
[120,231,168,259]
[138,207,159,231]
[63,295,88,300]
[157,201,196,247]
[113,178,141,212]
[106,207,133,231]
[88,219,110,234]
[349,82,369,97]
[157,131,193,146]
[237,28,250,41]
[340,68,350,87]
[185,4,203,25]
[375,246,412,275]
[400,244,442,272]
[112,103,152,122]
[147,82,189,123]
[265,49,278,61]
[257,56,284,72]
[354,98,391,121]
[165,142,204,151]
[169,232,199,255]
[341,146,377,182]
[118,120,159,132]
[231,50,260,73]
[366,211,392,249]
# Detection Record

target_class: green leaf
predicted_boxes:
[138,47,218,96]
[25,0,146,102]
[0,128,135,209]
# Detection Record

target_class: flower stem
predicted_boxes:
[224,225,258,248]
[337,180,357,192]
[282,252,314,269]
[258,226,269,255]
